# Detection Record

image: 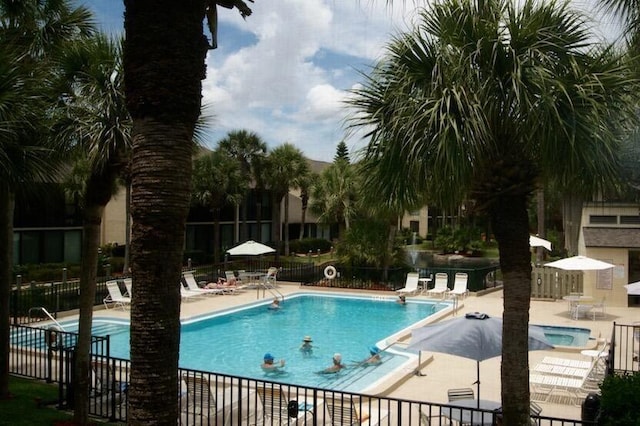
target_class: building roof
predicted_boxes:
[583,227,640,248]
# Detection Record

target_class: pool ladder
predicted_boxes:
[28,306,66,331]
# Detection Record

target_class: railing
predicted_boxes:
[531,267,584,299]
[608,322,640,375]
[9,323,600,425]
[28,307,66,331]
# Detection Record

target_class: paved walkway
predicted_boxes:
[94,281,640,421]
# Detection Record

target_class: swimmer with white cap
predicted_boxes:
[319,353,345,374]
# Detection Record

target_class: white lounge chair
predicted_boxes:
[182,272,224,296]
[257,386,315,424]
[121,278,132,297]
[103,281,131,310]
[449,273,469,299]
[326,397,389,426]
[180,283,205,301]
[397,272,420,296]
[426,273,449,298]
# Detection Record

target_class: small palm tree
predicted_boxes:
[192,149,245,262]
[349,0,638,422]
[53,34,131,423]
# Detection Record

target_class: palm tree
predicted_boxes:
[297,172,316,240]
[310,159,359,238]
[0,0,95,400]
[53,34,131,423]
[348,0,638,423]
[122,0,220,421]
[218,129,267,242]
[192,149,245,262]
[262,143,310,256]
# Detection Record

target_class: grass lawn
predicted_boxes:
[0,376,119,425]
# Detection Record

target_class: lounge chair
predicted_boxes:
[591,297,606,320]
[91,359,128,397]
[263,267,278,288]
[325,397,389,426]
[447,387,474,402]
[180,283,206,301]
[426,273,449,298]
[180,373,228,424]
[182,272,224,296]
[396,272,420,296]
[121,278,132,297]
[103,280,131,310]
[257,385,313,425]
[449,272,469,299]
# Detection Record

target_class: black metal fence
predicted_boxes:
[608,322,640,375]
[9,322,596,425]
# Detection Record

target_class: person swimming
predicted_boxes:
[397,295,407,305]
[268,298,281,310]
[319,353,345,374]
[362,346,382,365]
[261,353,285,371]
[300,336,313,353]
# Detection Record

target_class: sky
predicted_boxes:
[79,1,621,163]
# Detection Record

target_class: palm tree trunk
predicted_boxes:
[0,184,14,399]
[490,193,532,426]
[284,194,290,256]
[123,181,132,274]
[536,188,545,264]
[73,203,105,424]
[123,1,206,423]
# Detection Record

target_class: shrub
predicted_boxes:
[598,372,640,425]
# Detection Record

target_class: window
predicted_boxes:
[589,215,617,224]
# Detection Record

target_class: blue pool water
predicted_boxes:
[59,293,449,392]
[535,325,591,347]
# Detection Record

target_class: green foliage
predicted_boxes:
[397,228,423,245]
[334,141,350,163]
[598,372,640,425]
[1,376,73,425]
[12,263,81,282]
[336,219,402,268]
[434,226,483,255]
[288,238,333,255]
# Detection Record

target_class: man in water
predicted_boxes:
[320,353,345,374]
[261,353,285,371]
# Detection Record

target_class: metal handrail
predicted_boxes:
[28,306,66,331]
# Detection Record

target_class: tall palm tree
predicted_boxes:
[263,143,310,256]
[0,0,95,400]
[310,159,359,238]
[122,0,219,422]
[348,0,638,423]
[192,149,245,262]
[218,129,267,242]
[53,34,131,423]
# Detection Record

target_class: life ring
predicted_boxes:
[46,327,60,350]
[324,266,337,280]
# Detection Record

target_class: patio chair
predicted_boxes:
[325,397,389,426]
[180,373,228,424]
[91,359,128,400]
[571,304,594,320]
[530,400,543,425]
[426,273,449,298]
[591,297,606,320]
[396,272,420,296]
[257,386,310,425]
[449,272,469,299]
[263,267,278,288]
[447,387,474,402]
[103,280,131,310]
[182,272,224,296]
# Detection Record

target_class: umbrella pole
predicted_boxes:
[476,361,480,408]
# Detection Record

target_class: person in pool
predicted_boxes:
[320,353,345,374]
[268,298,281,310]
[300,336,313,353]
[261,353,285,371]
[361,346,382,365]
[397,295,407,305]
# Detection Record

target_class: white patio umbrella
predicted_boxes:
[406,313,553,407]
[529,235,552,251]
[624,281,640,295]
[544,255,615,271]
[226,240,276,256]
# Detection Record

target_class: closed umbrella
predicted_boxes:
[226,240,275,256]
[406,313,553,407]
[624,281,640,295]
[529,235,552,251]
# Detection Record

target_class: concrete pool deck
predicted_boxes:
[93,281,640,421]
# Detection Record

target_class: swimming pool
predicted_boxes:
[535,325,592,347]
[58,293,451,392]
